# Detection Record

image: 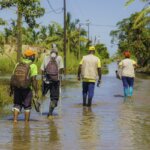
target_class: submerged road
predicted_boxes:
[0,63,150,150]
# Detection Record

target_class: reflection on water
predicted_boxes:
[0,63,150,150]
[12,123,31,150]
[79,108,100,149]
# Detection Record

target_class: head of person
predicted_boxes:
[123,51,131,58]
[50,48,58,59]
[24,49,36,62]
[88,46,95,54]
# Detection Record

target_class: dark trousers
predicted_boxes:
[49,81,60,103]
[82,82,95,106]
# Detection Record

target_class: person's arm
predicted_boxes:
[40,57,46,80]
[30,64,38,97]
[132,60,138,68]
[31,76,38,98]
[58,56,64,80]
[97,58,102,87]
[97,68,102,82]
[78,65,82,81]
[77,58,83,81]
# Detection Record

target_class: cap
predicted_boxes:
[24,49,36,57]
[89,46,95,51]
[50,48,58,54]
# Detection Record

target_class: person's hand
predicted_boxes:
[8,86,13,97]
[34,92,39,99]
[97,80,101,87]
[78,76,80,81]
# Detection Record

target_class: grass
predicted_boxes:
[0,80,12,106]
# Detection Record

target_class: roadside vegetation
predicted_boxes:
[110,0,150,73]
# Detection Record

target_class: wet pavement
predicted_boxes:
[0,63,150,150]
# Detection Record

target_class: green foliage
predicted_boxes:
[125,0,150,29]
[0,18,7,25]
[0,54,15,73]
[0,80,12,106]
[95,43,110,59]
[110,12,150,67]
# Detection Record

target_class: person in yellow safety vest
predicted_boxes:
[77,46,102,107]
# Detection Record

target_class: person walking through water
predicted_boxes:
[40,47,64,118]
[10,49,38,123]
[78,46,102,107]
[119,51,137,98]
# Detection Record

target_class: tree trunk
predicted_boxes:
[16,4,22,62]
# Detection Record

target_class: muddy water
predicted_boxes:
[0,63,150,150]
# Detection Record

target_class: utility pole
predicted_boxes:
[86,19,90,46]
[78,23,81,60]
[63,0,67,74]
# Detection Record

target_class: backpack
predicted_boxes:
[10,62,31,88]
[45,59,59,81]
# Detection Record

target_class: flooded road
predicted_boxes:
[0,63,150,150]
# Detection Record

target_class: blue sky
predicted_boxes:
[0,0,145,55]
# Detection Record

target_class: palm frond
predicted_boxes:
[125,0,135,6]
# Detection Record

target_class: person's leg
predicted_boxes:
[127,77,134,96]
[24,110,30,122]
[122,76,129,97]
[13,88,22,123]
[87,82,95,107]
[13,108,20,123]
[48,81,59,116]
[22,88,32,122]
[82,82,88,106]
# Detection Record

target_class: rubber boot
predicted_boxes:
[48,101,55,117]
[48,107,54,116]
[83,98,86,106]
[129,87,133,97]
[87,98,92,107]
[24,111,30,122]
[124,88,129,97]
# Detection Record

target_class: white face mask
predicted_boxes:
[51,52,56,58]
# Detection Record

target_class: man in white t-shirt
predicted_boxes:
[41,48,64,117]
[119,51,137,97]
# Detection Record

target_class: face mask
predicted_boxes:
[29,55,35,62]
[51,52,56,58]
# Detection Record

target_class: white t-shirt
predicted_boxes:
[40,55,64,71]
[119,58,136,77]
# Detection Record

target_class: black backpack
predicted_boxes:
[10,62,31,88]
[45,59,59,81]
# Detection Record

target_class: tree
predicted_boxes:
[110,13,150,67]
[0,0,45,61]
[95,44,109,59]
[125,0,150,29]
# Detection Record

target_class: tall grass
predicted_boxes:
[0,80,12,106]
[0,51,111,75]
[0,54,16,74]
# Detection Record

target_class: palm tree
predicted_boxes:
[0,0,45,61]
[125,0,150,29]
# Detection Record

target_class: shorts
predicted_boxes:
[13,87,33,112]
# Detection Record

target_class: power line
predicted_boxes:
[45,7,63,14]
[46,0,63,14]
[91,24,116,28]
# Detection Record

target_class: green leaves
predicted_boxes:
[125,0,135,6]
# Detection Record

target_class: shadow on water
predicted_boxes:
[0,63,150,150]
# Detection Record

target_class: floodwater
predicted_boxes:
[0,63,150,150]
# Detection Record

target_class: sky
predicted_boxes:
[0,0,145,56]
